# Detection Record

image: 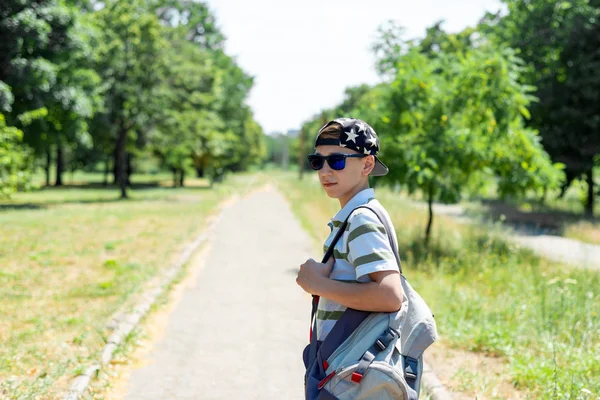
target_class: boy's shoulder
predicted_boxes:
[347,198,390,227]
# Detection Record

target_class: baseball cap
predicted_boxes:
[314,117,389,176]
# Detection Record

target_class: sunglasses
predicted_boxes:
[307,153,367,171]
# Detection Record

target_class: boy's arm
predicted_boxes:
[316,270,404,312]
[296,258,404,312]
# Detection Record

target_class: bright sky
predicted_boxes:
[205,0,503,134]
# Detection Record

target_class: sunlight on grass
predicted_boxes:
[0,172,259,398]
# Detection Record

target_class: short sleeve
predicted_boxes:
[346,210,399,281]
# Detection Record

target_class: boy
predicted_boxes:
[296,117,404,342]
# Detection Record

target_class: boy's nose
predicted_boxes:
[318,162,333,176]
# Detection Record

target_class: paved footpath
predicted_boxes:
[512,233,600,270]
[123,186,315,400]
[428,203,600,270]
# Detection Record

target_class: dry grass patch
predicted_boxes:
[564,221,600,246]
[0,173,258,398]
[426,339,525,400]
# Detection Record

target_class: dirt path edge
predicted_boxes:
[423,361,453,399]
[61,197,235,400]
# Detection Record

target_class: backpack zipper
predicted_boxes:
[318,370,337,390]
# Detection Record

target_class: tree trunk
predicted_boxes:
[196,167,204,178]
[55,143,64,186]
[112,146,119,185]
[126,152,132,187]
[172,168,178,187]
[116,127,128,199]
[45,147,51,187]
[539,186,548,207]
[103,157,110,186]
[179,169,185,187]
[585,167,595,217]
[425,183,434,246]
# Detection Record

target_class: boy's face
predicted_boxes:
[314,145,373,200]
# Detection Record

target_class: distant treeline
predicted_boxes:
[1,0,266,198]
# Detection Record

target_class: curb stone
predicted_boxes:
[422,361,453,399]
[62,197,234,400]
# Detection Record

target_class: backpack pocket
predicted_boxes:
[322,361,417,400]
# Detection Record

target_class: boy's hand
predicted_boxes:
[296,257,335,295]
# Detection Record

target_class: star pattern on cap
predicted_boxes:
[366,135,378,148]
[345,129,359,143]
[356,121,367,133]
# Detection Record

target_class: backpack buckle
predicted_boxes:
[351,372,363,383]
[404,356,419,382]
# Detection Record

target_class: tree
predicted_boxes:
[0,0,101,186]
[373,43,562,243]
[481,0,600,215]
[148,2,264,187]
[0,0,265,195]
[149,33,218,186]
[153,0,225,51]
[92,0,167,198]
[298,22,563,244]
[210,49,257,172]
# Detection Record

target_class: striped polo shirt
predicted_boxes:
[316,188,400,340]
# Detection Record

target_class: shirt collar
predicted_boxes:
[328,188,375,229]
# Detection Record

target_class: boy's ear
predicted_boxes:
[363,155,375,176]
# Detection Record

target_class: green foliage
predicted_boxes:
[373,28,562,205]
[90,0,171,195]
[0,114,33,197]
[0,0,264,194]
[302,23,564,242]
[92,0,167,131]
[148,3,265,186]
[153,0,225,50]
[481,0,600,214]
[0,0,101,156]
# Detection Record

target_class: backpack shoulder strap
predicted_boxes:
[320,218,349,264]
[352,204,402,274]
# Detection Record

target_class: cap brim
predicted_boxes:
[370,156,389,176]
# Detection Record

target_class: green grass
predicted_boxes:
[270,170,600,399]
[0,172,259,398]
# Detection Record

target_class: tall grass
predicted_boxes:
[271,171,600,399]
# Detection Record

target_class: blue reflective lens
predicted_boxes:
[328,155,346,170]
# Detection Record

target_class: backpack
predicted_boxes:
[303,204,438,400]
